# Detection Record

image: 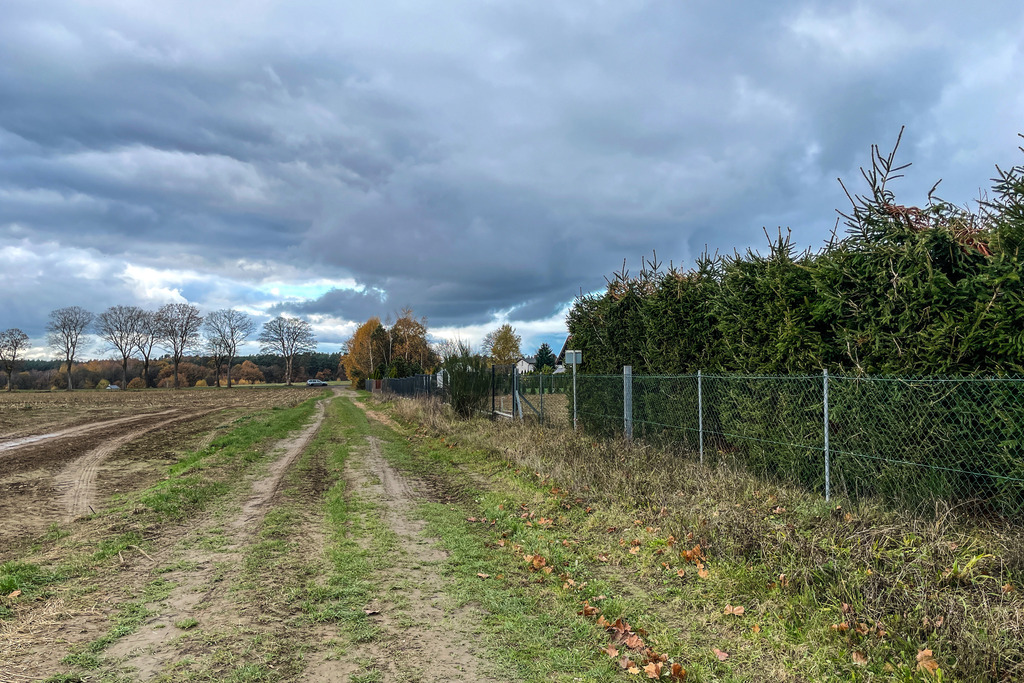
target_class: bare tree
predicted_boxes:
[46,306,93,391]
[258,316,317,385]
[137,311,160,388]
[96,305,145,389]
[155,303,203,389]
[204,335,228,387]
[0,328,30,391]
[203,309,256,388]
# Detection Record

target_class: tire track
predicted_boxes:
[229,398,327,531]
[0,410,179,456]
[56,409,223,521]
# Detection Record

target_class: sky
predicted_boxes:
[2,1,1023,359]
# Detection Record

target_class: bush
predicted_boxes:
[96,379,109,390]
[127,377,145,390]
[194,379,208,387]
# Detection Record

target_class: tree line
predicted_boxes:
[0,303,320,391]
[567,133,1024,377]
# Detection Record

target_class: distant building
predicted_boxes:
[515,356,536,374]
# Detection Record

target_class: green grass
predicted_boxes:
[380,395,1024,682]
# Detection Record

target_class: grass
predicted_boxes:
[380,395,1024,682]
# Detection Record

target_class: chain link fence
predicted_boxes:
[570,370,1024,516]
[393,365,1024,516]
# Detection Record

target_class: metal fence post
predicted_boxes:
[572,361,578,431]
[624,365,633,442]
[698,370,704,466]
[539,372,544,426]
[491,365,496,419]
[823,369,831,502]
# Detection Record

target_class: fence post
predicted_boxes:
[572,361,578,431]
[539,372,544,426]
[624,365,633,442]
[698,370,704,466]
[823,369,831,502]
[491,365,496,419]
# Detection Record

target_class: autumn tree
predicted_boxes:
[137,310,160,388]
[156,303,203,389]
[96,305,145,389]
[391,307,439,371]
[482,324,521,365]
[232,359,265,384]
[0,328,30,391]
[203,309,255,388]
[46,306,94,391]
[344,317,384,386]
[258,316,317,385]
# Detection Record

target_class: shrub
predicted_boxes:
[96,379,109,390]
[127,377,145,390]
[194,379,207,387]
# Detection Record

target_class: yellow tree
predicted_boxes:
[344,317,384,386]
[482,324,521,365]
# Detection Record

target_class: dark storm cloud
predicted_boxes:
[2,0,1023,349]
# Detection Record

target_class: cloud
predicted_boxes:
[1,0,1023,357]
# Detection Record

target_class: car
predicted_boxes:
[105,384,121,390]
[306,379,329,387]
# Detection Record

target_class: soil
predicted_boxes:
[0,389,498,682]
[306,430,497,682]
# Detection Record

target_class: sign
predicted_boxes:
[566,350,582,366]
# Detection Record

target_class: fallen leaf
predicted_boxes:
[724,604,745,616]
[676,568,686,577]
[1002,583,1015,594]
[917,649,940,676]
[476,573,490,579]
[629,547,640,555]
[627,666,641,675]
[698,566,710,579]
[542,566,553,574]
[7,590,22,599]
[363,608,380,615]
[751,624,761,633]
[597,554,609,562]
[602,645,619,658]
[644,661,663,678]
[596,615,611,627]
[624,633,645,650]
[713,648,729,661]
[852,651,867,666]
[670,662,687,681]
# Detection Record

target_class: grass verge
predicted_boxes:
[376,395,1024,683]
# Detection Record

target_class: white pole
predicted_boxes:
[698,370,703,466]
[572,360,578,431]
[824,369,830,502]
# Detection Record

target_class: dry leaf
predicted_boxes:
[917,649,940,676]
[476,573,490,579]
[676,568,686,577]
[596,615,611,627]
[602,645,620,658]
[7,590,22,599]
[624,634,645,650]
[629,547,640,555]
[852,651,868,666]
[713,648,729,661]
[363,608,380,615]
[644,661,663,678]
[670,662,687,681]
[698,567,710,579]
[751,624,761,633]
[724,604,745,616]
[1002,583,1015,594]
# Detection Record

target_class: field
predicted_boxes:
[1,388,1022,682]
